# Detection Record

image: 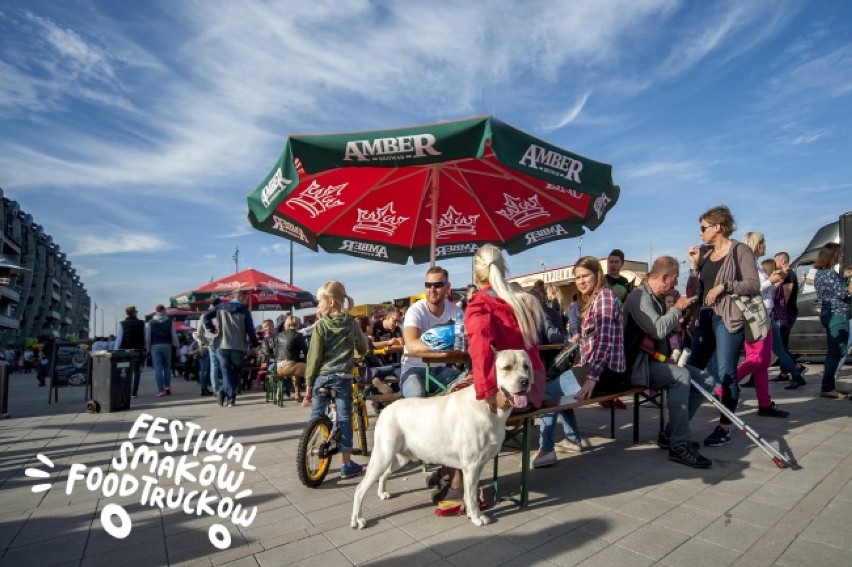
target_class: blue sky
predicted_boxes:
[2,0,851,334]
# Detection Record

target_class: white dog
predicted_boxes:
[351,349,533,528]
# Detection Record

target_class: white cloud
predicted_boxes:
[73,233,173,256]
[260,243,293,255]
[789,129,830,145]
[539,92,592,132]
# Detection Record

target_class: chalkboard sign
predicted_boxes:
[51,342,89,387]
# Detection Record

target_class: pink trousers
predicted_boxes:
[736,331,773,408]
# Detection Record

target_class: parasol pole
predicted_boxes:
[429,165,440,267]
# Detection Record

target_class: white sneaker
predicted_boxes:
[555,440,583,453]
[533,451,557,468]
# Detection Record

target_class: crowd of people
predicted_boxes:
[12,203,850,515]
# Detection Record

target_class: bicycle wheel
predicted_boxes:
[296,414,334,487]
[352,401,369,457]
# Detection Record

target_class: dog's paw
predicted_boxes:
[351,517,366,530]
[378,490,391,500]
[469,514,490,527]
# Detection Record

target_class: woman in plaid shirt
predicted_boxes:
[575,256,627,398]
[534,256,626,468]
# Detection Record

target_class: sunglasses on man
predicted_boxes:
[424,281,446,289]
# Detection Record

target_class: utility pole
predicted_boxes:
[577,235,584,259]
[232,247,240,274]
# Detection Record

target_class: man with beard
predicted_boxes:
[399,266,464,398]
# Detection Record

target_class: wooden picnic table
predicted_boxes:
[404,349,469,394]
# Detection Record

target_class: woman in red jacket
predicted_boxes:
[431,243,545,506]
[465,244,546,412]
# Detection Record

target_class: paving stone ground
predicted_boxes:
[1,363,850,566]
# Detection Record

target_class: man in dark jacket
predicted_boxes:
[146,305,179,396]
[204,290,259,407]
[115,305,146,396]
[623,256,713,469]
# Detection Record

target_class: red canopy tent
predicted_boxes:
[173,321,195,333]
[145,307,205,322]
[170,268,317,311]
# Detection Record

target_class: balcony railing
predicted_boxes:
[0,285,21,303]
[0,314,19,329]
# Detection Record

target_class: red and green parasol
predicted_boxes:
[247,115,619,265]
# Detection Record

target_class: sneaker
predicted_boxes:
[164,387,172,396]
[226,400,234,407]
[156,390,165,397]
[340,461,363,479]
[656,431,699,450]
[372,377,393,395]
[784,376,807,390]
[669,444,712,468]
[555,439,583,453]
[533,451,557,468]
[431,481,450,504]
[757,402,789,417]
[703,426,732,447]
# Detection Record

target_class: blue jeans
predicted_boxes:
[217,348,245,403]
[820,313,849,392]
[150,344,173,391]
[539,372,581,451]
[689,309,743,425]
[400,365,461,398]
[309,374,354,451]
[771,321,800,376]
[209,348,222,392]
[198,353,210,392]
[835,319,852,371]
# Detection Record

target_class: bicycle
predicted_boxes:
[296,370,371,488]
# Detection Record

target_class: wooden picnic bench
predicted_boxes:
[492,387,665,507]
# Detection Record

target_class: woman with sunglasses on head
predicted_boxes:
[813,242,852,399]
[686,205,760,447]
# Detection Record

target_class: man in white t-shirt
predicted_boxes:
[400,266,464,398]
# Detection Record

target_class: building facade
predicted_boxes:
[0,188,90,346]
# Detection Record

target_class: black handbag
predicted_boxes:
[547,341,579,377]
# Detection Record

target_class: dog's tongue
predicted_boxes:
[511,393,528,408]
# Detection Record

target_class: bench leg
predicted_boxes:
[492,454,500,503]
[610,403,616,439]
[494,421,530,507]
[633,393,640,444]
[520,417,531,507]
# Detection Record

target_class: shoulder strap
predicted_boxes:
[733,242,744,283]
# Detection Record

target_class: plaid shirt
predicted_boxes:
[579,287,626,381]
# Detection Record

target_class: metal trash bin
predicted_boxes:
[90,350,137,412]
